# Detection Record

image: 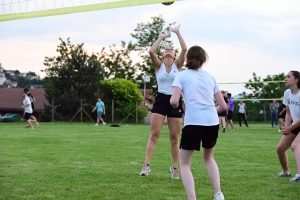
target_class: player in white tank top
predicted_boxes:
[156,63,179,95]
[276,70,300,182]
[140,25,187,178]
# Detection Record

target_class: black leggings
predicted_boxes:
[238,113,248,127]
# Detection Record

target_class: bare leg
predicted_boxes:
[203,147,221,193]
[229,119,235,130]
[145,113,165,164]
[26,119,34,129]
[279,118,285,129]
[291,133,300,174]
[221,117,226,132]
[180,149,196,200]
[276,134,295,173]
[167,117,182,168]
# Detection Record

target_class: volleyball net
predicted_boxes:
[219,80,285,101]
[0,0,178,22]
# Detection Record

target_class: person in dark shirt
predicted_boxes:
[216,90,228,133]
[278,97,286,131]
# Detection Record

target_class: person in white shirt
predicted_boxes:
[276,70,300,182]
[22,91,34,129]
[237,100,249,127]
[140,25,187,179]
[170,46,226,200]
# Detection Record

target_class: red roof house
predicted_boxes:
[0,88,49,121]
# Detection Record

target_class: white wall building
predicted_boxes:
[0,73,6,85]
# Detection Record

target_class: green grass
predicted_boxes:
[0,122,298,200]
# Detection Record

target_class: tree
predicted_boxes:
[41,38,105,120]
[102,42,136,80]
[243,72,286,122]
[130,15,176,90]
[99,78,148,123]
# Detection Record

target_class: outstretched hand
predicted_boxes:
[171,25,181,34]
[159,31,170,39]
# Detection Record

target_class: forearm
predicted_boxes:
[176,32,187,51]
[285,113,292,127]
[149,37,163,54]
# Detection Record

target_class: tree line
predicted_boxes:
[40,15,287,122]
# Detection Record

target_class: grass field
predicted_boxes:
[0,122,298,200]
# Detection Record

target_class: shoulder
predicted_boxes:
[284,89,291,95]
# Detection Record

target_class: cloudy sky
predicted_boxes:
[0,0,299,95]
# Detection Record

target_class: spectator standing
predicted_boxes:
[237,100,249,127]
[270,100,279,128]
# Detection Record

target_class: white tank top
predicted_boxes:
[156,63,179,95]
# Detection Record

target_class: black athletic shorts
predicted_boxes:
[180,125,219,151]
[291,126,300,136]
[151,92,184,118]
[227,110,233,120]
[278,113,286,119]
[218,110,227,117]
[24,112,32,120]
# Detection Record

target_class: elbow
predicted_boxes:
[148,50,155,55]
[220,103,227,112]
[170,98,177,107]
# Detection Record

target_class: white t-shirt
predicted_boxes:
[23,96,33,113]
[283,89,300,123]
[238,103,246,113]
[156,63,179,95]
[172,68,220,126]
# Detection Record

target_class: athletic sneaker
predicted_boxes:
[95,123,98,126]
[214,192,225,200]
[289,174,300,182]
[170,166,180,179]
[140,163,150,176]
[103,122,106,125]
[277,171,291,177]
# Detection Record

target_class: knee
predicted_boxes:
[276,145,286,155]
[149,131,160,143]
[169,134,179,144]
[291,143,299,152]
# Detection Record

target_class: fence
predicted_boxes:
[41,98,149,124]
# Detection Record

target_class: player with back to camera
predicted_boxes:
[140,25,187,179]
[170,46,226,200]
[276,70,300,182]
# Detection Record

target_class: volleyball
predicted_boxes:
[162,2,174,6]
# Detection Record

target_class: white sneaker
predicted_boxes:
[277,171,291,177]
[214,192,225,200]
[289,174,300,182]
[103,122,106,125]
[95,123,98,126]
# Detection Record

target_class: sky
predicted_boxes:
[0,0,300,95]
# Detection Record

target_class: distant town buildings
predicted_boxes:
[0,65,40,88]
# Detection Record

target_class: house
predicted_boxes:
[11,82,17,88]
[0,73,6,85]
[0,88,49,121]
[20,73,27,77]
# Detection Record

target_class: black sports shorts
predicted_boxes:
[180,125,219,151]
[151,92,184,118]
[227,110,233,120]
[291,126,300,136]
[24,112,32,120]
[218,110,227,117]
